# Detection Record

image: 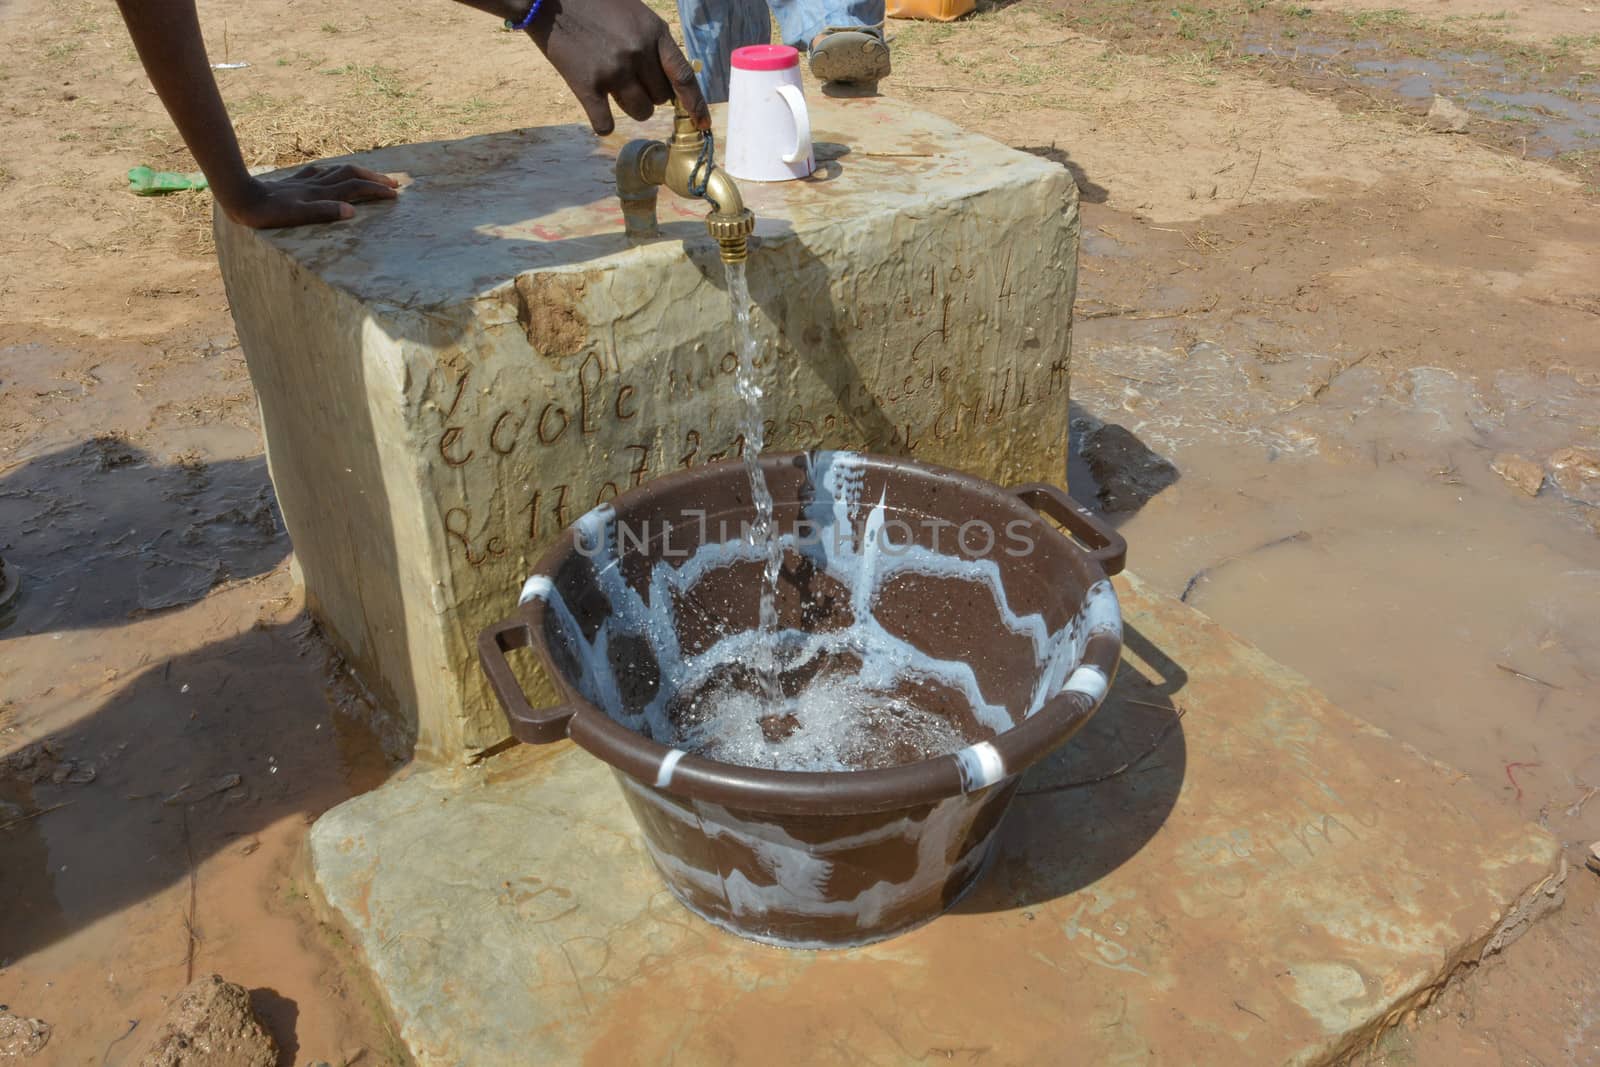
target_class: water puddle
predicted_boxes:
[1243,34,1600,156]
[1071,335,1600,850]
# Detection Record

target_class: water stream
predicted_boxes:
[725,261,785,706]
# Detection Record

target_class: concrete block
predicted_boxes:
[309,573,1564,1065]
[216,96,1079,760]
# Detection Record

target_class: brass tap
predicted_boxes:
[616,63,756,264]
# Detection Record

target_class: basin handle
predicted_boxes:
[477,616,580,744]
[1011,482,1127,577]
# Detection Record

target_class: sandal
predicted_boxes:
[809,24,892,86]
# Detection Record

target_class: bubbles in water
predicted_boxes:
[669,662,977,772]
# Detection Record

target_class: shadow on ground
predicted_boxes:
[1067,402,1180,521]
[1018,143,1110,204]
[0,439,287,638]
[959,618,1187,911]
[0,614,395,967]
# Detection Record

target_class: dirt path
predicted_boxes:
[2,0,1597,1060]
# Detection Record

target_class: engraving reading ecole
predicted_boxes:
[433,252,1065,566]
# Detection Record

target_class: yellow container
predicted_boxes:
[888,0,975,20]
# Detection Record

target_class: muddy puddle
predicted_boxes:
[1243,34,1600,157]
[1057,0,1600,174]
[1066,326,1600,1060]
[1069,328,1600,857]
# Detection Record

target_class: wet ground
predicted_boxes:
[2,0,1599,1059]
[1242,34,1600,157]
[1053,0,1600,182]
[1062,192,1600,1061]
[0,330,408,1060]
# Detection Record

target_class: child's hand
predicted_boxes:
[525,0,710,135]
[223,164,400,229]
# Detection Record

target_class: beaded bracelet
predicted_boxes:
[503,0,544,32]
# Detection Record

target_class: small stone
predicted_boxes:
[1588,842,1600,875]
[1548,446,1600,508]
[137,975,278,1067]
[1489,453,1545,496]
[1426,95,1470,133]
[0,1011,51,1057]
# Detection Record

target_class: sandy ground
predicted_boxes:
[2,0,1598,1060]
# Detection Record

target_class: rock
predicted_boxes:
[163,773,244,807]
[1,742,64,786]
[1548,446,1600,508]
[1079,422,1179,514]
[138,975,278,1067]
[0,1012,51,1058]
[1426,95,1470,133]
[1490,452,1545,496]
[1588,842,1600,875]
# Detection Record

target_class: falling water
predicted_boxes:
[725,261,784,705]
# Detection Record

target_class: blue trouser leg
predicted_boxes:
[769,0,885,57]
[677,0,771,104]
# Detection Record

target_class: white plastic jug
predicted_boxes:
[724,45,814,183]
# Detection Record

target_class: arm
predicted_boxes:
[115,0,397,228]
[450,0,710,134]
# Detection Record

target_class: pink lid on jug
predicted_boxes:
[731,45,800,71]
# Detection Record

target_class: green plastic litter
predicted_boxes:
[128,165,209,196]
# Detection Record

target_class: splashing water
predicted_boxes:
[669,662,977,772]
[726,261,784,706]
[522,450,1124,773]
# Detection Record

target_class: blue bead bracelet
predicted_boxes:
[503,0,544,32]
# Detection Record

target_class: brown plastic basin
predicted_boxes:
[479,451,1126,948]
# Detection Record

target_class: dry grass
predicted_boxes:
[143,59,513,245]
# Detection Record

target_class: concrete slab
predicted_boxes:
[214,95,1080,760]
[309,573,1563,1066]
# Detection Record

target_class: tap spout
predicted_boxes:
[700,167,755,264]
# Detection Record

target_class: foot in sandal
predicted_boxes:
[808,25,891,88]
